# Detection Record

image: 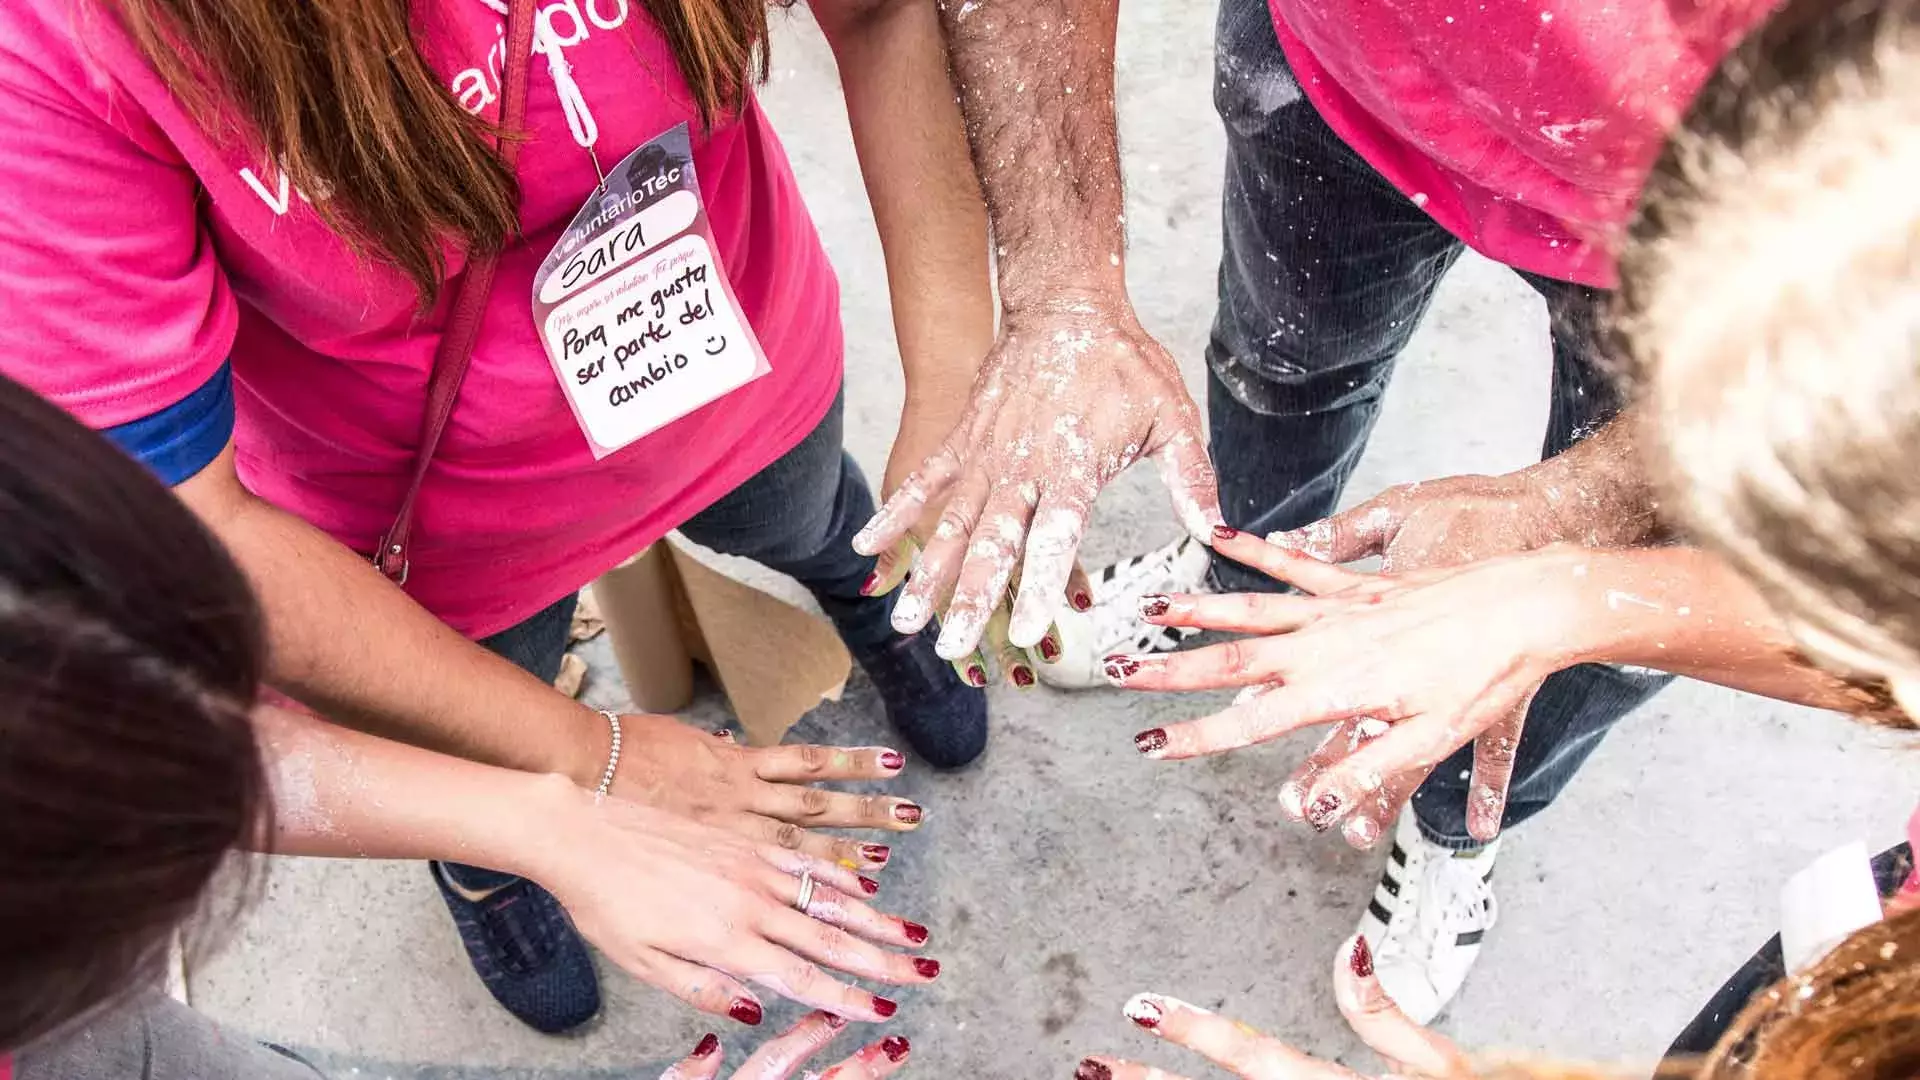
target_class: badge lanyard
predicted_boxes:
[499,17,775,460]
[473,0,608,186]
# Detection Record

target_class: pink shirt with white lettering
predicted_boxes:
[0,0,841,636]
[1267,0,1780,286]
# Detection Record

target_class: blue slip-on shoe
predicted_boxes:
[432,861,601,1034]
[849,622,989,769]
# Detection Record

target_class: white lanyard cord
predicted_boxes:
[473,0,603,176]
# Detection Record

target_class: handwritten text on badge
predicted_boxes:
[531,124,770,457]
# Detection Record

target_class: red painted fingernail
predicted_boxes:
[1138,593,1170,618]
[965,663,988,687]
[1134,728,1169,755]
[729,998,763,1026]
[860,571,882,596]
[1213,524,1240,541]
[872,995,899,1018]
[1102,654,1141,682]
[1039,636,1061,661]
[903,921,930,944]
[692,1033,720,1058]
[893,802,923,825]
[1351,935,1375,979]
[879,750,906,770]
[1072,589,1094,612]
[825,1012,849,1029]
[1125,996,1164,1029]
[913,957,942,978]
[1012,666,1036,687]
[859,875,881,895]
[1077,1060,1113,1080]
[881,1035,912,1061]
[861,843,892,864]
[1306,793,1343,832]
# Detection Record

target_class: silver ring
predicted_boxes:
[793,870,816,914]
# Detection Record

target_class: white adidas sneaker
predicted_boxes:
[1038,535,1214,689]
[1355,813,1502,1025]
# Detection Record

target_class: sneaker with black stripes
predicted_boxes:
[1356,813,1501,1024]
[1037,535,1212,689]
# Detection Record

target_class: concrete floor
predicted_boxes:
[191,4,1917,1078]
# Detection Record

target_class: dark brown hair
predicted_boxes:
[0,372,269,1051]
[1618,0,1920,715]
[113,0,785,302]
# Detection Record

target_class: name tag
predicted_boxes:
[532,123,770,458]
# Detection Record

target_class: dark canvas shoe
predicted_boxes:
[432,861,601,1034]
[850,623,988,769]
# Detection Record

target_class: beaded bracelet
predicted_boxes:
[595,709,623,797]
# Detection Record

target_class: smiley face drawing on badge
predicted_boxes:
[704,334,727,355]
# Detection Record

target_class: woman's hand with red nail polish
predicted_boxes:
[660,1010,914,1080]
[1112,529,1599,846]
[520,784,933,1026]
[1081,960,1473,1080]
[603,713,920,868]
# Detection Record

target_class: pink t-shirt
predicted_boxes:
[1267,0,1779,287]
[0,0,841,637]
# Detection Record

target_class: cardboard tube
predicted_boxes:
[593,545,695,714]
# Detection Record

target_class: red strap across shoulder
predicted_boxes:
[376,0,537,584]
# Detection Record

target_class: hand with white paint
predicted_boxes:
[526,783,940,1026]
[858,531,1082,689]
[661,1011,912,1080]
[609,718,924,871]
[854,305,1222,665]
[1102,528,1588,846]
[1075,937,1474,1080]
[1268,421,1661,574]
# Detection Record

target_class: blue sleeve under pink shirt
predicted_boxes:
[0,0,1775,639]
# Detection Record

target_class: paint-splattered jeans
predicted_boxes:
[1205,0,1671,849]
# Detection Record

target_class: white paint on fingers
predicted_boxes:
[1009,505,1084,646]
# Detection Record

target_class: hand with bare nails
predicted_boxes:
[661,1011,913,1079]
[609,718,924,870]
[852,306,1223,673]
[1105,528,1595,846]
[524,784,939,1026]
[1076,937,1475,1080]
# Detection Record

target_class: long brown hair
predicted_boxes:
[1605,0,1920,1072]
[113,0,783,303]
[0,370,269,1051]
[1617,0,1920,711]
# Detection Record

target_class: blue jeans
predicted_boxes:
[1209,1,1670,848]
[482,388,892,690]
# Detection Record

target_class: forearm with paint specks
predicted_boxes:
[937,0,1130,312]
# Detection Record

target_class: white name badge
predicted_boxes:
[532,123,771,458]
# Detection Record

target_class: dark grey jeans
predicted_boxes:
[1209,0,1671,848]
[483,386,891,683]
[15,995,322,1080]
